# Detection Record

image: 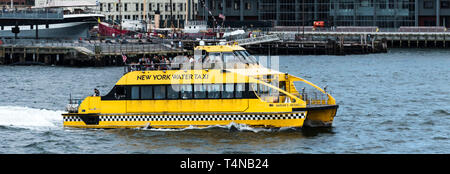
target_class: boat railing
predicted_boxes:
[297,90,332,105]
[66,98,82,113]
[124,62,249,73]
[0,8,63,20]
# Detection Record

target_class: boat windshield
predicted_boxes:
[233,50,258,64]
[223,52,241,63]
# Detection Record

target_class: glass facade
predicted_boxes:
[259,0,416,27]
[200,0,418,28]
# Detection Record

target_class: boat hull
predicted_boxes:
[302,105,339,127]
[0,22,92,39]
[62,111,306,129]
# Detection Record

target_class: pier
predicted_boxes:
[239,34,386,55]
[181,33,387,55]
[182,29,450,55]
[3,27,450,66]
[270,29,450,49]
[0,39,188,66]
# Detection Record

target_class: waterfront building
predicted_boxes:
[198,0,450,29]
[0,0,34,8]
[98,0,199,28]
[35,0,199,28]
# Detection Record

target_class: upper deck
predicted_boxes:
[125,44,261,73]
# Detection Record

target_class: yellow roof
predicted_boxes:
[194,45,246,53]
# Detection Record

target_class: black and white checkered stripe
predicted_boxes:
[63,116,83,122]
[64,112,305,122]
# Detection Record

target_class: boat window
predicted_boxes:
[141,86,153,99]
[167,85,180,99]
[115,86,126,99]
[234,50,257,64]
[235,83,244,98]
[241,50,258,63]
[194,84,206,98]
[207,84,222,99]
[200,50,209,62]
[131,86,140,100]
[249,83,257,92]
[222,84,234,98]
[204,52,222,63]
[154,85,166,99]
[223,52,239,63]
[258,83,270,95]
[233,51,247,63]
[181,84,193,99]
[279,81,286,96]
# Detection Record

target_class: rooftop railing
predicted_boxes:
[0,8,63,20]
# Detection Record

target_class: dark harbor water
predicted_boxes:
[0,49,448,154]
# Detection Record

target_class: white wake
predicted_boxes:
[0,106,63,130]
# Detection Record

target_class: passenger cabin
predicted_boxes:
[72,45,334,115]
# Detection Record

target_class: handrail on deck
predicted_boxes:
[298,90,331,105]
[124,62,250,73]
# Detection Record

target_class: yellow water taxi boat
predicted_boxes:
[62,44,338,129]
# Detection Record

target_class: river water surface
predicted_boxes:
[0,49,448,153]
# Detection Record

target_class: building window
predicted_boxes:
[226,0,231,8]
[234,0,240,10]
[388,0,395,9]
[218,2,223,10]
[179,3,183,11]
[424,1,433,9]
[245,2,251,10]
[210,0,215,10]
[402,0,410,9]
[379,0,386,9]
[441,1,450,8]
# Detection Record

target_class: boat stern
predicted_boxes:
[299,105,339,127]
